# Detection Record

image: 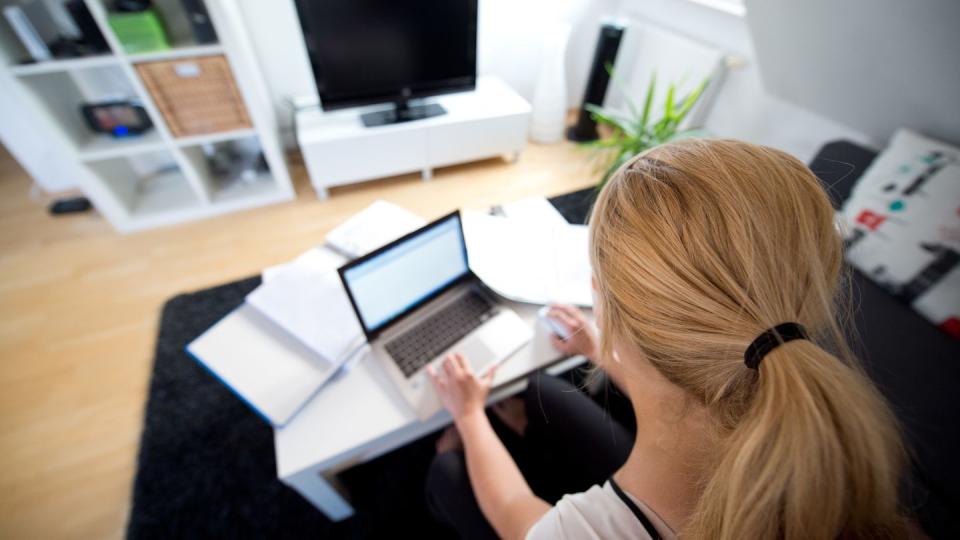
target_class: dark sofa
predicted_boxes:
[813,141,959,539]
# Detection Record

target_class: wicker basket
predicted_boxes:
[136,55,252,137]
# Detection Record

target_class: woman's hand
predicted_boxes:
[547,304,599,362]
[427,353,496,423]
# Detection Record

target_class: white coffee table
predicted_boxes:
[272,300,585,520]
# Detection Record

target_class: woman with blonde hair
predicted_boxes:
[424,138,909,539]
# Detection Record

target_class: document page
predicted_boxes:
[463,212,593,306]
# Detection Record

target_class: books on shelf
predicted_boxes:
[4,0,110,64]
[0,0,294,231]
[3,4,54,62]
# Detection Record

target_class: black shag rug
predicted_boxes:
[126,275,460,538]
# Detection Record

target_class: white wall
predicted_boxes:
[234,0,316,148]
[616,0,873,161]
[745,0,960,146]
[477,0,621,107]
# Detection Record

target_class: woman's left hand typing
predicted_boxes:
[427,352,496,423]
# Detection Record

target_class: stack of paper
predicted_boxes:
[326,200,426,258]
[463,211,593,307]
[246,248,358,363]
[499,196,570,228]
[249,200,427,364]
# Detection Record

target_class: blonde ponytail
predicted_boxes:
[588,139,908,539]
[689,341,906,539]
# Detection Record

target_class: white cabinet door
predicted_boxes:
[303,127,428,188]
[426,113,528,169]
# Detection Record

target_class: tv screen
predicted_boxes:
[294,0,478,111]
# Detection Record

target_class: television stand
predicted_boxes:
[360,101,446,127]
[297,76,532,199]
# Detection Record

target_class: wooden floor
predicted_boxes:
[0,142,596,539]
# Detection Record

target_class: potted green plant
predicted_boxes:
[582,73,709,186]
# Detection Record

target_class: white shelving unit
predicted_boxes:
[0,0,293,232]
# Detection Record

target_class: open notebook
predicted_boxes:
[187,303,340,426]
[187,201,426,425]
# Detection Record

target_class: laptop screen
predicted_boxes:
[339,212,469,337]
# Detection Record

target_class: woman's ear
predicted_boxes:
[591,275,602,330]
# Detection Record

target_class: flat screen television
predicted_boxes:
[294,0,478,127]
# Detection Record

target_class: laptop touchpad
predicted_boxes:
[454,337,497,372]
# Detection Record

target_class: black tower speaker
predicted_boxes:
[65,0,110,53]
[567,22,625,142]
[180,0,219,44]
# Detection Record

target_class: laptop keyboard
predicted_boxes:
[385,290,497,378]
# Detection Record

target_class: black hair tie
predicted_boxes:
[744,322,809,369]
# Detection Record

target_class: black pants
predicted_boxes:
[424,371,635,540]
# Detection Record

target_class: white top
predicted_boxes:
[526,482,676,540]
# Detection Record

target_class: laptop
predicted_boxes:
[338,210,533,420]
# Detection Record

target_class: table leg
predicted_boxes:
[282,467,354,521]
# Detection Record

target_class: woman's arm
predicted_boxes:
[457,410,551,539]
[428,354,551,540]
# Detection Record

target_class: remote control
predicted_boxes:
[49,197,92,215]
[538,306,571,340]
